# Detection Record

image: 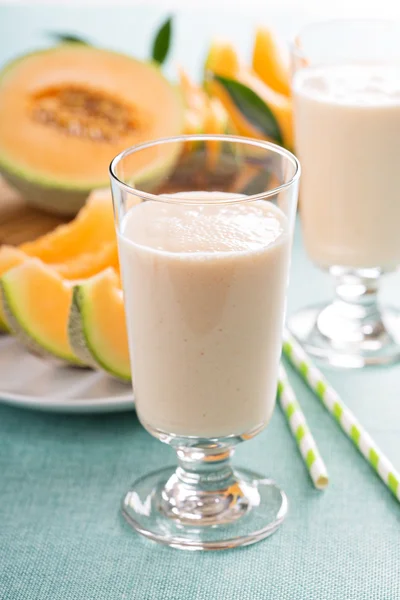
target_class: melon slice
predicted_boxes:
[55,241,119,280]
[252,27,291,97]
[20,188,115,262]
[69,269,130,381]
[0,237,119,331]
[0,259,83,364]
[203,98,229,168]
[204,39,240,81]
[0,245,27,331]
[205,40,293,149]
[179,67,228,159]
[0,44,184,215]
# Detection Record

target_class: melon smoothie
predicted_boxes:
[118,193,291,438]
[294,64,400,270]
[110,135,299,550]
[289,19,400,368]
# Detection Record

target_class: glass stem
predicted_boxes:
[160,445,249,524]
[317,268,388,345]
[335,270,381,325]
[175,446,236,490]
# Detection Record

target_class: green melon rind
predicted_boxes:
[0,169,90,216]
[0,278,83,365]
[0,44,185,216]
[68,285,131,382]
[0,283,11,333]
[68,287,100,369]
[0,314,10,334]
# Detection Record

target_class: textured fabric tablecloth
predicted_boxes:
[1,6,400,599]
[2,220,400,600]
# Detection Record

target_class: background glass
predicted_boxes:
[290,20,400,368]
[110,135,299,550]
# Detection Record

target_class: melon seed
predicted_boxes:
[31,86,139,142]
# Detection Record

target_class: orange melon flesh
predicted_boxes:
[55,241,119,280]
[183,108,204,138]
[204,39,240,80]
[70,269,130,380]
[252,28,291,97]
[0,245,27,274]
[0,239,119,332]
[0,45,184,189]
[0,259,80,363]
[203,98,228,167]
[20,188,115,262]
[179,67,208,113]
[178,66,228,159]
[180,68,208,153]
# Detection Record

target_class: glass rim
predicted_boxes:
[292,17,400,63]
[109,134,300,204]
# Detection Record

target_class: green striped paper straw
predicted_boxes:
[282,328,400,502]
[278,364,329,490]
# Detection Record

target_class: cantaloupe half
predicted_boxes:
[0,44,184,215]
[252,28,291,97]
[0,259,82,364]
[69,268,130,381]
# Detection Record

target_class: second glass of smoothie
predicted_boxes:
[110,135,299,550]
[291,19,400,368]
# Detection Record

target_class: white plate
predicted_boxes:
[0,336,134,413]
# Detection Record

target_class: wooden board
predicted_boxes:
[0,178,68,246]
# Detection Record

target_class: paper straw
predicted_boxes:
[278,364,329,490]
[282,328,400,502]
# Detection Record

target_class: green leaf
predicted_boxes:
[49,32,89,45]
[151,17,172,65]
[214,75,283,146]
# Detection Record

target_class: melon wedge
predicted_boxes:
[0,259,82,364]
[205,40,293,149]
[20,188,115,262]
[0,245,27,331]
[179,67,228,159]
[0,239,119,331]
[179,67,208,114]
[210,70,293,149]
[203,98,229,167]
[204,39,240,81]
[69,268,130,381]
[252,28,291,97]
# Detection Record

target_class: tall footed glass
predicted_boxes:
[110,135,299,550]
[290,20,400,368]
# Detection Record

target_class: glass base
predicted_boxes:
[288,303,400,368]
[121,466,288,551]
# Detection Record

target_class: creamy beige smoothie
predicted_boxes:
[118,192,291,438]
[293,64,400,270]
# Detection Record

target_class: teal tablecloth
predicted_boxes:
[1,6,400,599]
